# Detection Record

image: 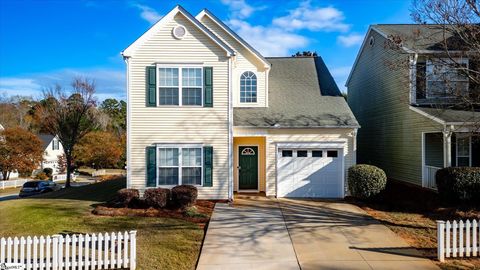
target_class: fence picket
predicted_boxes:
[474,220,478,256]
[104,233,110,269]
[65,235,70,270]
[26,237,32,270]
[0,231,136,270]
[33,236,38,269]
[78,234,84,270]
[446,221,451,257]
[97,233,103,269]
[466,220,471,257]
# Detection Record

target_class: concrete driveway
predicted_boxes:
[197,196,438,270]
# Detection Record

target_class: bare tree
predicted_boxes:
[385,0,479,132]
[42,78,101,187]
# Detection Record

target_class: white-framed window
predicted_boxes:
[157,144,203,186]
[52,139,60,150]
[456,135,471,167]
[240,71,257,103]
[426,58,469,98]
[157,65,203,106]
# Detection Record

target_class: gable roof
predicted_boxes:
[234,57,359,128]
[38,134,55,150]
[196,9,270,69]
[122,5,235,58]
[346,24,474,86]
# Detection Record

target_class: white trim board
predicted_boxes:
[122,5,234,58]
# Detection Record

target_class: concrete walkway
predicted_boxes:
[197,197,439,270]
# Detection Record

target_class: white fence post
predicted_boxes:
[437,221,445,262]
[129,230,137,270]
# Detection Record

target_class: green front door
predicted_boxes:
[238,146,258,190]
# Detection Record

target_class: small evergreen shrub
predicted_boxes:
[144,188,171,208]
[115,188,139,207]
[42,168,53,178]
[436,167,480,204]
[171,185,198,209]
[348,164,387,199]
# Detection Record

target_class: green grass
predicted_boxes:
[0,178,205,270]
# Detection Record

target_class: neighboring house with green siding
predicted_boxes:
[347,24,480,189]
[122,5,359,200]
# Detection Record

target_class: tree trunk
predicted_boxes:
[1,171,7,180]
[7,171,10,180]
[65,155,72,188]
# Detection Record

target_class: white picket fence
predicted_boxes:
[437,220,479,262]
[0,231,137,269]
[51,174,77,182]
[0,179,28,190]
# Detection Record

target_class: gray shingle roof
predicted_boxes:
[38,134,54,150]
[373,24,469,51]
[234,57,359,128]
[414,106,480,124]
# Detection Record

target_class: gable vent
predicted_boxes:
[172,25,187,39]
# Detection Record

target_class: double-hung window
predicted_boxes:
[456,135,471,167]
[157,145,202,186]
[52,139,60,150]
[158,66,203,106]
[426,58,469,98]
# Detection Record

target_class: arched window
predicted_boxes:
[240,71,257,103]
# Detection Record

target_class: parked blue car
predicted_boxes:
[19,180,60,197]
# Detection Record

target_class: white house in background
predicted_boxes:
[37,134,65,175]
[122,5,359,200]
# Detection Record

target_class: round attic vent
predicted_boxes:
[172,25,187,39]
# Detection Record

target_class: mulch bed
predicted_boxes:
[93,200,219,228]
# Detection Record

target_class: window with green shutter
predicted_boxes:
[204,67,213,107]
[146,66,156,107]
[203,146,213,187]
[146,146,157,187]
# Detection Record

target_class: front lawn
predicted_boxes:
[348,180,480,270]
[0,177,209,270]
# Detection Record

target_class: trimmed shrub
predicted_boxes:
[171,185,198,209]
[436,167,480,204]
[144,188,171,208]
[348,164,387,199]
[114,188,139,207]
[42,168,53,178]
[35,172,49,180]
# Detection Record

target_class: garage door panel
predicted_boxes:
[277,148,343,198]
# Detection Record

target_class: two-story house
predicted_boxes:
[348,24,479,190]
[122,6,358,200]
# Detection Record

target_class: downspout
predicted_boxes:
[228,57,234,201]
[123,55,132,188]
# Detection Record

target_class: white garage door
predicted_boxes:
[277,148,344,198]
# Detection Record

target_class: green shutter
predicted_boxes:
[204,67,213,107]
[203,146,213,187]
[146,146,156,187]
[146,66,156,107]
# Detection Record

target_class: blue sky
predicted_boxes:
[0,0,413,100]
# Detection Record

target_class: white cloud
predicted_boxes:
[337,33,363,47]
[132,3,162,24]
[221,0,265,19]
[0,68,126,101]
[228,19,309,56]
[272,1,350,32]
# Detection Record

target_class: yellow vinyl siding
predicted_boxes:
[233,137,267,192]
[233,128,357,196]
[128,13,229,199]
[199,15,268,108]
